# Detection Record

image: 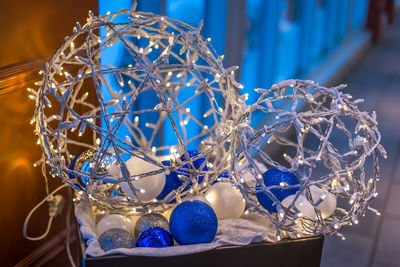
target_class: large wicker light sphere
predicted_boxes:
[33,10,241,214]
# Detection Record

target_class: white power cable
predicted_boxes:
[65,187,77,267]
[23,183,68,241]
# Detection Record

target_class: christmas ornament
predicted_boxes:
[205,182,245,219]
[96,214,132,236]
[156,161,183,201]
[136,227,174,248]
[255,168,300,213]
[281,195,316,220]
[70,149,119,188]
[177,150,208,183]
[309,185,337,219]
[98,228,135,251]
[119,156,166,201]
[169,200,218,245]
[182,194,210,203]
[134,213,169,238]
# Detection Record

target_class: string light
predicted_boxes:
[32,9,386,241]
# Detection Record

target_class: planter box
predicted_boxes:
[77,226,324,267]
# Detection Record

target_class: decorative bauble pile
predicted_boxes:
[96,200,220,250]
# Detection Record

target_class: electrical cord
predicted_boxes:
[23,183,68,241]
[65,187,77,267]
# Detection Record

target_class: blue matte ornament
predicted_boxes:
[169,200,218,245]
[136,227,174,248]
[98,228,135,251]
[211,171,230,185]
[179,150,208,183]
[218,172,230,178]
[157,161,184,200]
[256,168,300,213]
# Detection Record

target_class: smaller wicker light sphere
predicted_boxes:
[229,79,386,238]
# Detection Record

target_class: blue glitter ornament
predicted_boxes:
[157,161,184,200]
[136,227,174,248]
[98,228,135,251]
[169,200,218,245]
[256,168,300,213]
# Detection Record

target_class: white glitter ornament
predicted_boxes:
[281,195,316,220]
[309,185,337,219]
[96,214,132,236]
[119,156,166,201]
[205,182,245,219]
[182,194,210,204]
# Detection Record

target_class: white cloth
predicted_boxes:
[75,202,280,257]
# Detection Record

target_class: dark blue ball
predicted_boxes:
[256,168,300,213]
[211,171,230,185]
[218,172,230,178]
[136,227,174,248]
[179,150,208,183]
[169,200,218,245]
[157,161,184,200]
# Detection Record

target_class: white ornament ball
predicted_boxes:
[96,214,132,236]
[239,159,267,188]
[108,162,121,179]
[309,185,337,219]
[182,194,210,204]
[205,182,245,219]
[281,195,316,220]
[119,156,166,201]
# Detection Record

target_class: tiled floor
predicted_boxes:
[320,18,400,267]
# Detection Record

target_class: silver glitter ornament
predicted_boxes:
[134,213,169,238]
[98,228,135,251]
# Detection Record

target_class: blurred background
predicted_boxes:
[0,0,399,266]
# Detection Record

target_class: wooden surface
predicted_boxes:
[0,1,97,266]
[0,0,97,67]
[321,15,400,267]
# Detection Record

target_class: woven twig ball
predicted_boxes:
[230,79,386,238]
[33,10,241,214]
